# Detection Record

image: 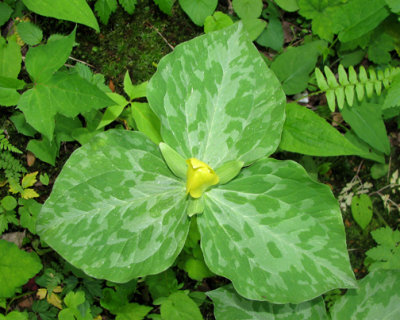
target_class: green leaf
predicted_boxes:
[365,227,400,271]
[274,0,299,12]
[59,291,92,320]
[370,163,388,180]
[153,0,175,15]
[131,102,162,144]
[146,269,180,301]
[232,0,263,19]
[207,284,328,320]
[271,40,327,95]
[0,211,18,235]
[115,303,152,320]
[0,76,25,90]
[147,23,285,168]
[123,72,147,99]
[0,311,29,320]
[37,130,189,282]
[183,257,213,281]
[159,142,187,180]
[16,22,43,46]
[178,0,217,26]
[331,270,400,320]
[367,31,395,64]
[384,74,400,109]
[0,88,19,106]
[241,18,267,41]
[200,158,356,303]
[0,239,42,298]
[280,103,365,157]
[1,196,17,211]
[386,0,400,13]
[351,194,373,230]
[0,2,12,27]
[95,0,118,25]
[0,36,22,79]
[25,29,76,83]
[97,105,125,129]
[256,16,284,52]
[19,199,42,234]
[119,0,137,14]
[344,130,385,164]
[22,0,99,32]
[204,11,233,34]
[341,102,390,155]
[18,71,114,141]
[26,137,59,166]
[160,291,203,320]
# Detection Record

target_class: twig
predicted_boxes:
[68,56,95,68]
[145,22,174,51]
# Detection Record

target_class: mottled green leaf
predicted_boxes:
[25,29,75,83]
[147,23,285,168]
[280,103,364,157]
[22,0,99,32]
[37,130,189,282]
[341,102,390,155]
[18,71,114,140]
[271,40,327,95]
[0,239,42,298]
[208,284,328,320]
[178,0,217,26]
[331,270,400,320]
[200,158,356,303]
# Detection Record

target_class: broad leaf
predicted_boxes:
[18,71,114,141]
[0,36,21,79]
[208,285,328,320]
[232,0,263,19]
[200,158,356,303]
[160,291,203,320]
[154,0,175,15]
[0,239,42,298]
[341,102,390,155]
[37,130,189,282]
[280,103,365,157]
[147,23,285,168]
[271,40,327,95]
[22,0,99,32]
[16,22,43,46]
[131,102,162,144]
[25,29,75,83]
[178,0,218,26]
[0,2,12,27]
[331,270,400,320]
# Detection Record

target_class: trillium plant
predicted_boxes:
[37,23,357,304]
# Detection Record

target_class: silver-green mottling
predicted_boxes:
[147,22,286,169]
[37,130,189,282]
[207,284,328,320]
[331,270,400,320]
[199,158,357,303]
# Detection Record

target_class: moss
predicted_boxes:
[73,0,202,88]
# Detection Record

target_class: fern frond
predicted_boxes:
[315,65,400,111]
[0,134,22,154]
[0,151,27,191]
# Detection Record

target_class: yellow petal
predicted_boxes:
[186,158,219,198]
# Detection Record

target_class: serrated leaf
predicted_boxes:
[271,40,327,95]
[153,0,175,15]
[23,0,99,32]
[208,285,328,320]
[280,103,365,157]
[25,28,76,83]
[351,194,373,230]
[331,270,400,320]
[119,0,137,14]
[200,158,356,303]
[0,211,18,235]
[22,171,38,189]
[20,188,39,199]
[341,102,390,155]
[178,0,217,26]
[37,130,189,282]
[232,0,263,19]
[16,22,43,46]
[0,239,42,298]
[148,23,286,168]
[95,0,118,25]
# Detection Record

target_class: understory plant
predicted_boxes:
[37,23,356,304]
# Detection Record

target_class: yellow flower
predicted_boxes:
[186,158,219,198]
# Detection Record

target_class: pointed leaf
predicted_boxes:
[200,158,356,303]
[178,0,217,26]
[37,130,189,282]
[207,285,328,320]
[131,102,162,144]
[147,23,285,168]
[0,36,22,78]
[22,0,99,32]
